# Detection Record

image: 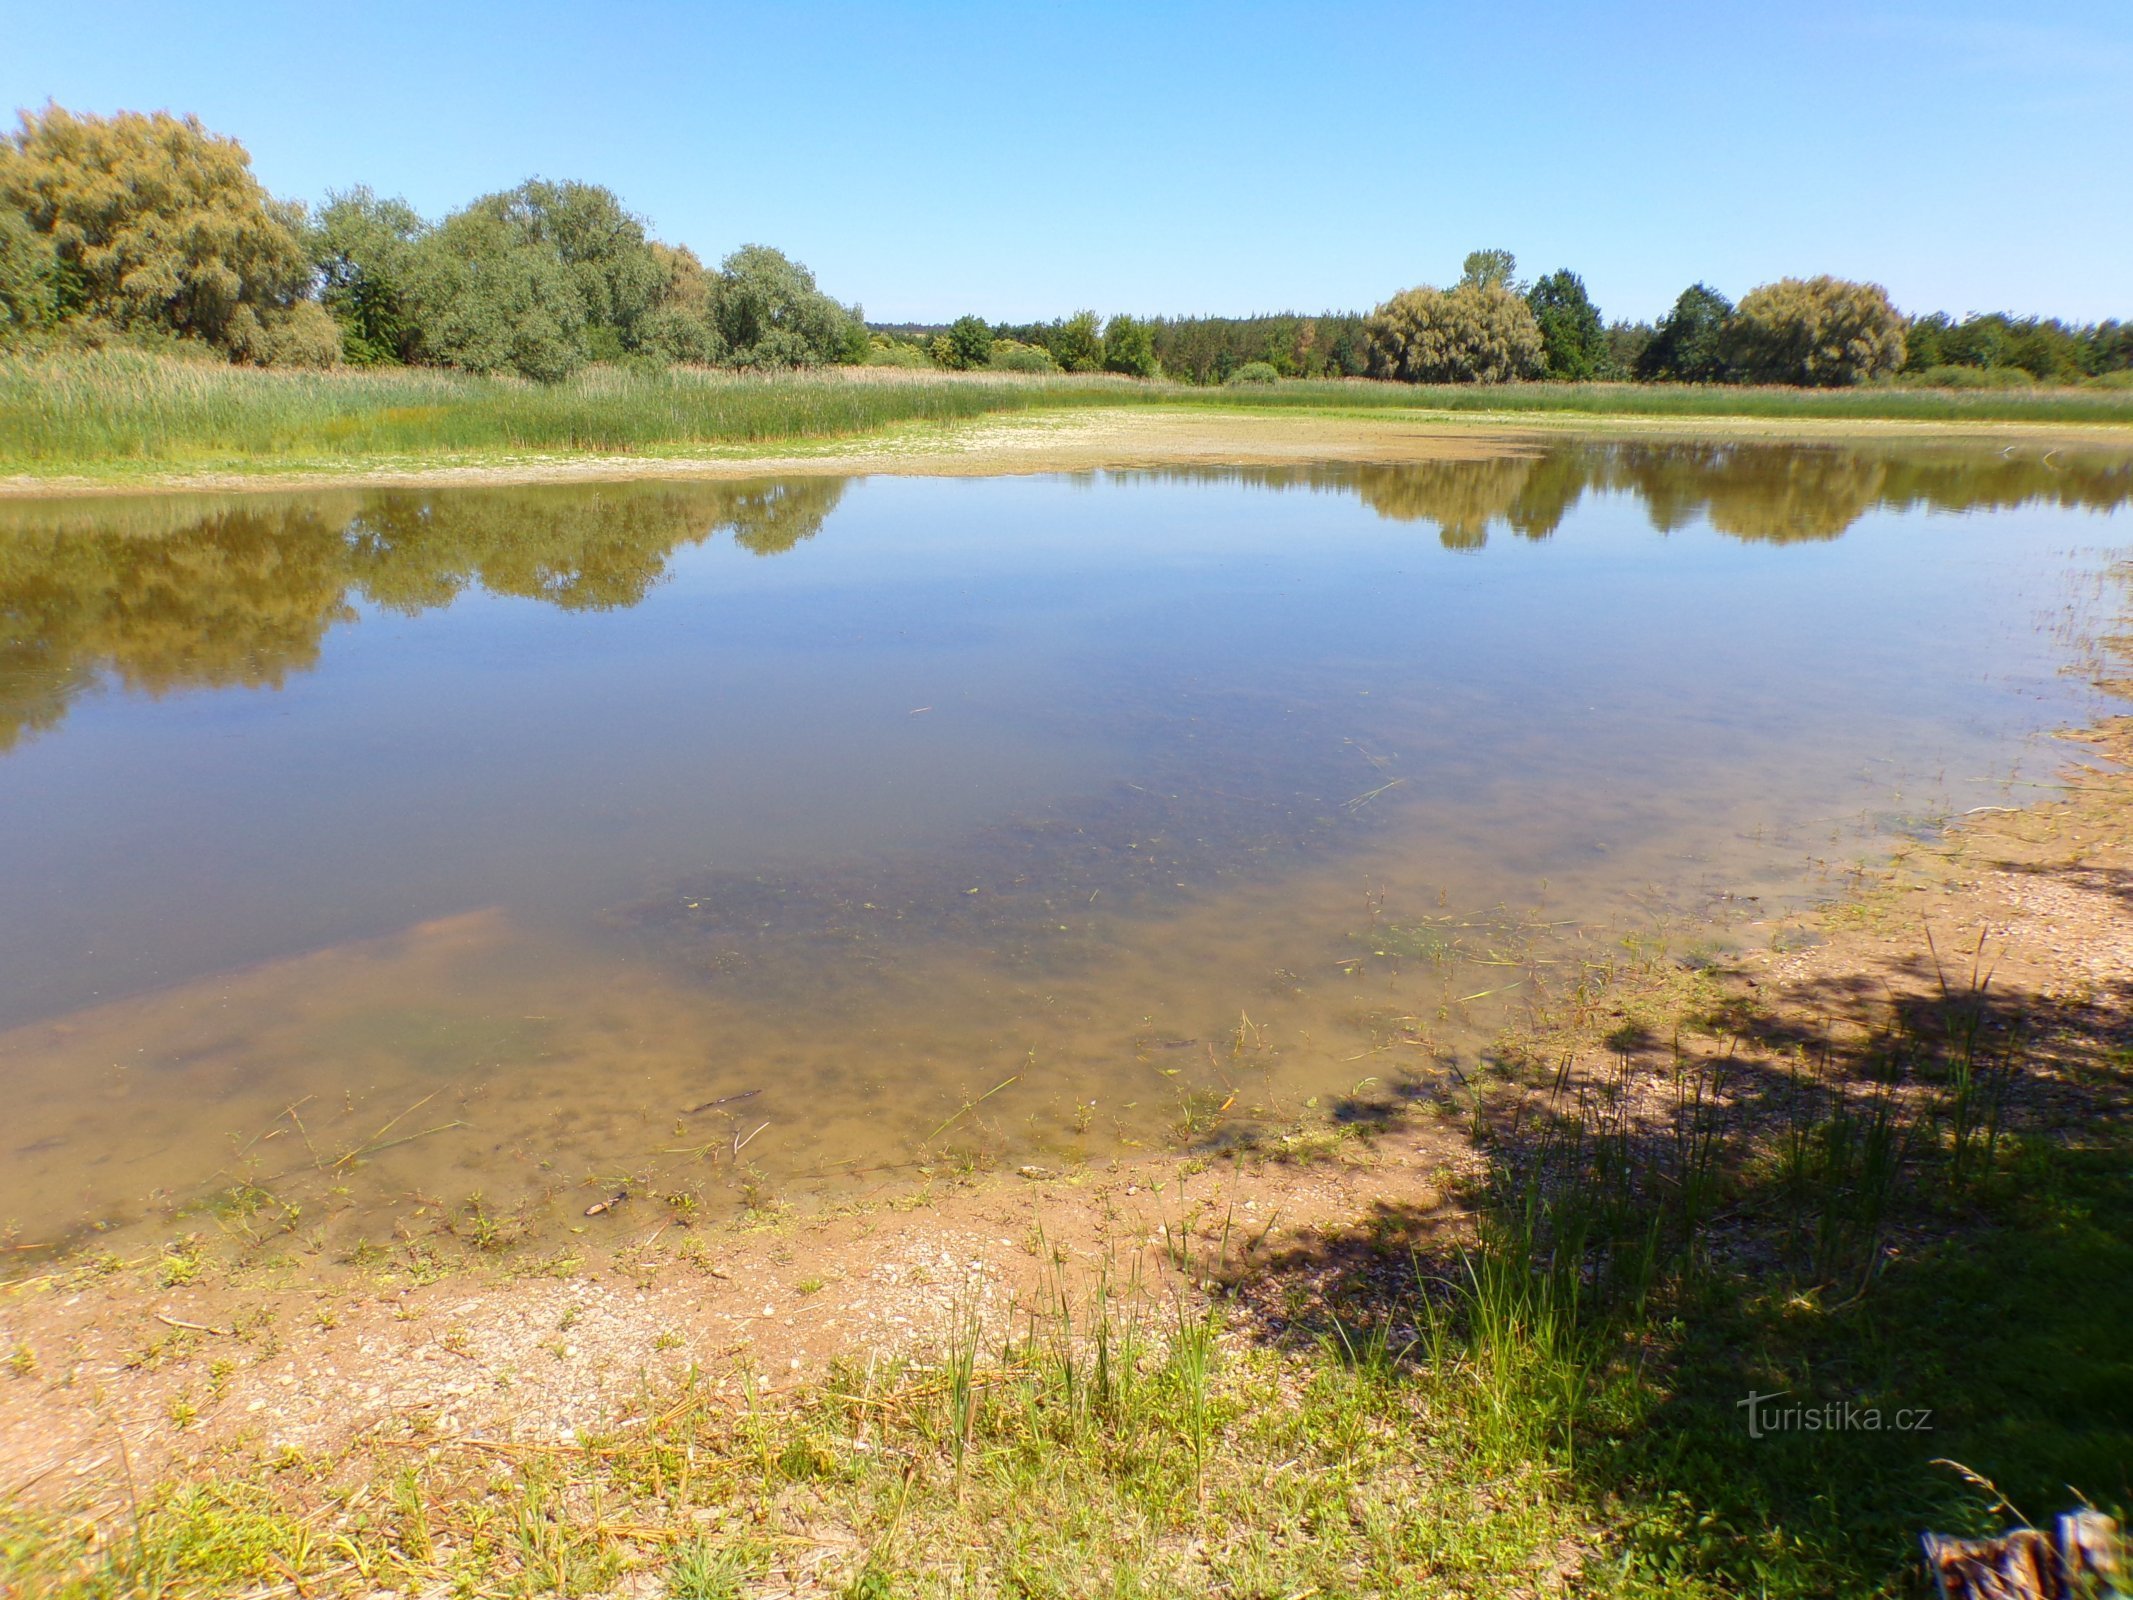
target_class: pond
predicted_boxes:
[1,436,2128,1265]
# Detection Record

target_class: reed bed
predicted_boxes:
[4,349,2131,478]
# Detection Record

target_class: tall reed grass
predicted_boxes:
[4,349,2129,478]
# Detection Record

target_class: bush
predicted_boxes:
[989,339,1057,373]
[1726,275,1906,387]
[936,315,992,370]
[1367,282,1543,383]
[1225,360,1281,385]
[867,336,930,369]
[1896,363,2037,390]
[1102,314,1159,378]
[223,299,342,368]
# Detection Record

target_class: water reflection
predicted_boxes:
[1,436,2127,1266]
[4,443,2128,753]
[0,479,847,751]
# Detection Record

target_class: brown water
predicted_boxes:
[1,437,2128,1267]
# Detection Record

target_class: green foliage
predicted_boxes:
[1225,360,1280,385]
[1460,247,1518,290]
[707,244,851,370]
[1100,313,1159,378]
[1906,309,2127,381]
[1636,283,1734,382]
[1050,310,1104,373]
[404,204,589,382]
[1727,275,1906,387]
[1526,268,1608,380]
[472,179,665,353]
[865,333,931,369]
[936,314,992,370]
[635,244,726,366]
[0,204,57,338]
[0,104,327,364]
[309,186,425,365]
[988,337,1057,373]
[1026,313,1373,384]
[1604,319,1653,379]
[1367,281,1544,383]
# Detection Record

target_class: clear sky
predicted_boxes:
[5,1,2128,326]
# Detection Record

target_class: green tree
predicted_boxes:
[1460,248,1518,291]
[708,245,852,369]
[1726,275,1906,387]
[469,180,665,359]
[1526,269,1607,380]
[938,314,992,369]
[1366,281,1543,383]
[1636,284,1734,382]
[404,204,588,382]
[0,104,332,363]
[310,187,426,364]
[1102,313,1159,377]
[634,243,726,365]
[1050,310,1104,372]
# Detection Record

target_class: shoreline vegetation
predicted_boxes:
[6,353,2133,495]
[3,704,2127,1596]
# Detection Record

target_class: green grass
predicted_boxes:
[4,349,2131,482]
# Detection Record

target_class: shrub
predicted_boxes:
[989,338,1057,373]
[224,298,342,368]
[867,336,930,369]
[936,314,992,370]
[1367,282,1543,383]
[1726,275,1906,387]
[1225,360,1280,385]
[1896,363,2038,390]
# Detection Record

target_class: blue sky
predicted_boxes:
[5,1,2128,325]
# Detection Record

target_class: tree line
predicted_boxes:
[1,105,2126,390]
[0,106,863,381]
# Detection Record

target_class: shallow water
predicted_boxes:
[1,437,2127,1263]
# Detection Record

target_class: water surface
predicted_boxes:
[1,438,2126,1262]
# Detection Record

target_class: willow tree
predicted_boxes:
[707,245,855,369]
[0,104,336,364]
[403,203,590,382]
[1726,276,1907,387]
[1367,281,1543,383]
